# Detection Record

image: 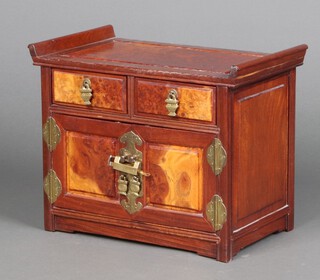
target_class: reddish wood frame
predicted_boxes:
[29,25,307,262]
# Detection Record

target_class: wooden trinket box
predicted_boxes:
[28,25,307,262]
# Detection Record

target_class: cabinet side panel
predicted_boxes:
[233,75,289,230]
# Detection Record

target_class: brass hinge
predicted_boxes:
[207,138,227,175]
[43,117,61,152]
[44,169,62,204]
[206,195,227,231]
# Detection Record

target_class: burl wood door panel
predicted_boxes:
[53,70,127,113]
[67,132,116,198]
[147,144,203,212]
[135,78,216,123]
[50,113,217,231]
[233,75,289,230]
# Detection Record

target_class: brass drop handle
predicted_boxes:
[80,78,93,105]
[165,89,179,116]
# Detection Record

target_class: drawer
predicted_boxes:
[53,70,127,113]
[135,79,216,123]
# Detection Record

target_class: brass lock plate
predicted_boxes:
[108,131,150,214]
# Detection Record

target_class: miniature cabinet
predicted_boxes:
[28,25,307,262]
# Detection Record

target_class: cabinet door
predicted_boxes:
[132,125,217,232]
[50,113,218,232]
[51,113,131,220]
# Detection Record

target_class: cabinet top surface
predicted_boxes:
[56,38,263,75]
[28,25,307,86]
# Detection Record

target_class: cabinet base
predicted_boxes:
[46,208,290,262]
[232,216,287,257]
[51,208,219,260]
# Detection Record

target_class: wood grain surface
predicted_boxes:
[233,75,288,230]
[29,25,307,262]
[135,79,215,122]
[147,144,203,211]
[67,131,116,198]
[53,70,126,112]
[29,25,307,86]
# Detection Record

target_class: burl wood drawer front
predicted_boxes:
[135,79,216,123]
[53,70,127,113]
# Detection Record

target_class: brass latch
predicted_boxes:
[108,131,150,214]
[108,155,150,177]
